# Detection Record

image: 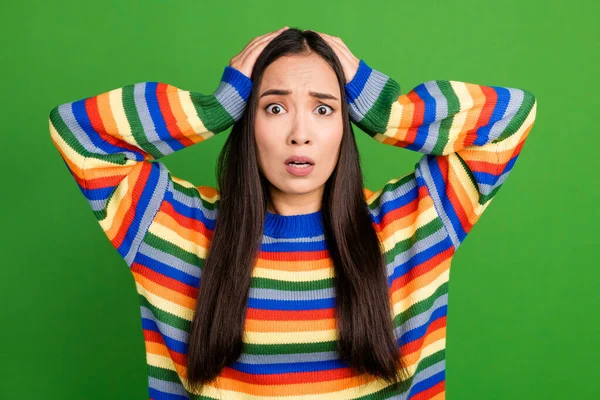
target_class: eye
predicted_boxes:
[315,104,334,116]
[265,103,287,115]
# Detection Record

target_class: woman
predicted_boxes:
[48,27,537,399]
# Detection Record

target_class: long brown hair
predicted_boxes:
[186,28,410,394]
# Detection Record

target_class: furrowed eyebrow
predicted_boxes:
[259,89,338,101]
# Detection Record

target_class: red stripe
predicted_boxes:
[219,364,357,385]
[411,380,445,400]
[84,96,146,155]
[245,308,335,321]
[260,249,330,261]
[131,262,199,299]
[401,315,446,356]
[375,193,419,233]
[390,247,454,294]
[112,162,152,249]
[159,199,214,241]
[156,83,196,147]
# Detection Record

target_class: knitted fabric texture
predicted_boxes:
[48,59,537,399]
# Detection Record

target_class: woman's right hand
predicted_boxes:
[229,26,289,78]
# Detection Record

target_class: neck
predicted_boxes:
[267,185,324,216]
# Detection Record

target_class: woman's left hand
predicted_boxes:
[315,32,360,84]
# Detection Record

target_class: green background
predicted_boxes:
[2,0,598,398]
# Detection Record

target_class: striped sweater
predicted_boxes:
[48,59,537,399]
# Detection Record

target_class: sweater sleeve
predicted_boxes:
[347,60,537,252]
[48,66,252,266]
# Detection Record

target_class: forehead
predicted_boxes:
[259,53,340,96]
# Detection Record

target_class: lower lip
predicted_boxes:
[285,163,314,176]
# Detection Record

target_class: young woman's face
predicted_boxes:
[254,53,343,207]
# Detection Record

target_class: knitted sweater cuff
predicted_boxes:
[213,66,253,123]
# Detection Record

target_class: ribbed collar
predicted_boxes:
[264,210,324,238]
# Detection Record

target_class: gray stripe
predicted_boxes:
[238,350,339,365]
[167,179,218,221]
[137,239,202,279]
[248,287,335,301]
[480,168,510,196]
[385,220,449,278]
[124,162,170,265]
[368,176,418,220]
[140,305,189,343]
[262,234,325,244]
[213,80,247,122]
[148,376,189,396]
[388,359,446,399]
[416,158,460,250]
[133,82,173,157]
[419,81,450,155]
[57,102,142,213]
[395,294,448,341]
[486,87,524,142]
[348,68,390,123]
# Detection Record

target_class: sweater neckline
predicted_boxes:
[264,209,324,238]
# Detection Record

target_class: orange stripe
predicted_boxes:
[244,317,336,332]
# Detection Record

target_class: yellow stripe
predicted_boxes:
[393,268,450,316]
[252,266,335,282]
[135,281,194,321]
[148,220,209,260]
[380,204,438,253]
[243,329,338,344]
[178,89,213,139]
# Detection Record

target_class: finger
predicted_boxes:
[238,30,283,68]
[240,27,287,57]
[238,27,287,62]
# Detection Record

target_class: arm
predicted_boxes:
[48,66,252,265]
[346,60,538,252]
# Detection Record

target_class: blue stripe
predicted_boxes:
[71,99,145,160]
[85,185,116,201]
[221,66,253,101]
[407,370,445,399]
[261,240,327,252]
[389,237,452,284]
[116,162,161,258]
[148,387,189,400]
[473,86,511,146]
[405,83,437,152]
[370,184,419,225]
[427,156,468,243]
[247,297,334,311]
[164,190,216,231]
[135,252,200,288]
[232,358,348,374]
[399,305,447,345]
[145,82,183,153]
[344,59,372,103]
[141,318,187,354]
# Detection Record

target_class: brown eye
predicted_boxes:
[265,104,286,115]
[315,105,334,116]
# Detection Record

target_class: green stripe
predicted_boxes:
[172,180,219,211]
[187,91,235,134]
[122,84,163,159]
[366,173,415,212]
[358,77,402,136]
[143,231,205,269]
[242,340,338,355]
[384,217,446,263]
[434,80,461,155]
[395,281,448,327]
[251,277,335,291]
[138,291,191,332]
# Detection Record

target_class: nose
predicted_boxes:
[287,110,313,145]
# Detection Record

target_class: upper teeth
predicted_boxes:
[290,161,309,165]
